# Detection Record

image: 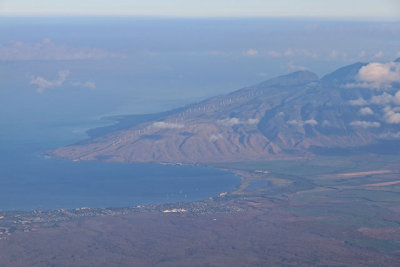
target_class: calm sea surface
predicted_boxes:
[0,119,240,211]
[5,18,392,210]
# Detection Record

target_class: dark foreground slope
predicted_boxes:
[50,60,400,163]
[2,154,400,266]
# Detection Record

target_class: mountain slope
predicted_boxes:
[50,60,400,163]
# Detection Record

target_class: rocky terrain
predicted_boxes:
[50,59,400,163]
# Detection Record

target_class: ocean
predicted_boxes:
[1,17,398,210]
[0,118,240,211]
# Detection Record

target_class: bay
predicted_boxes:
[0,119,240,211]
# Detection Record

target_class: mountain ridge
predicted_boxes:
[49,59,400,163]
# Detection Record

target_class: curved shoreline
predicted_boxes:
[0,158,243,211]
[0,167,251,239]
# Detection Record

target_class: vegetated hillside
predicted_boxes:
[50,59,400,163]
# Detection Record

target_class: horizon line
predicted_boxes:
[1,14,399,22]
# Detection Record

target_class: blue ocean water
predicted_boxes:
[1,18,398,210]
[0,121,240,211]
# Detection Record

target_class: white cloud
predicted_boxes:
[296,49,318,59]
[244,49,258,56]
[374,51,384,58]
[322,120,331,127]
[304,119,318,126]
[265,50,281,58]
[284,48,294,57]
[219,117,240,126]
[287,120,300,126]
[344,82,372,89]
[218,117,259,127]
[248,118,260,124]
[329,50,339,59]
[209,133,223,142]
[370,91,400,106]
[359,51,366,58]
[350,121,380,128]
[72,81,96,89]
[205,50,226,56]
[379,131,400,140]
[359,107,374,115]
[287,61,308,71]
[327,50,348,60]
[394,91,400,104]
[371,92,395,105]
[349,98,368,106]
[383,106,400,124]
[349,62,400,89]
[29,70,70,93]
[287,119,318,126]
[262,48,317,59]
[359,62,400,84]
[152,121,184,129]
[0,39,123,61]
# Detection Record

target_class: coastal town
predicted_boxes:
[1,155,400,265]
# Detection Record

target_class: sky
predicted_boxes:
[1,0,399,19]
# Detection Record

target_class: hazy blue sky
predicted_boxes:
[1,0,399,19]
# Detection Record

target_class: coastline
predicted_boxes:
[2,154,400,265]
[0,162,254,239]
[0,168,252,239]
